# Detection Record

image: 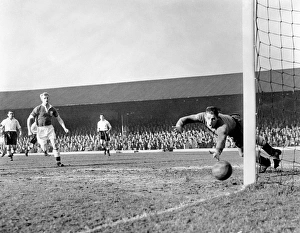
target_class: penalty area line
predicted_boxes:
[78,187,244,233]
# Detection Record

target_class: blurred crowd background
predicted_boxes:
[9,116,300,154]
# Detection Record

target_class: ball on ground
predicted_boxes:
[212,160,232,181]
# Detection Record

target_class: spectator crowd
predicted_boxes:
[10,117,300,154]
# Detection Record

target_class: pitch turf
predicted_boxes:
[0,150,299,232]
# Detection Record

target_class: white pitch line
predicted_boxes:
[78,187,244,233]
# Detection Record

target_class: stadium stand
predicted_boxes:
[2,69,300,153]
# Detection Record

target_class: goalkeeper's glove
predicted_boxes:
[209,150,221,161]
[172,126,183,133]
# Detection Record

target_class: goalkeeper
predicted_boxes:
[173,106,281,173]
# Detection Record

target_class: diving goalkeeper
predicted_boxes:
[173,106,281,173]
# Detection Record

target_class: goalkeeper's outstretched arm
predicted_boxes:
[174,113,204,132]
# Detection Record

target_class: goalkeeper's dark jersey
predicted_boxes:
[176,112,243,151]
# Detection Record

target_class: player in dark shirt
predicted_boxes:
[27,92,69,167]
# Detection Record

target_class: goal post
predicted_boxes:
[244,0,300,186]
[243,0,256,185]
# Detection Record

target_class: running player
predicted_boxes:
[27,92,69,167]
[97,114,112,156]
[0,111,22,161]
[173,106,281,173]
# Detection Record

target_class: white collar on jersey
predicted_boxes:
[42,103,53,112]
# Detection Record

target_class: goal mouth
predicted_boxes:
[243,0,300,185]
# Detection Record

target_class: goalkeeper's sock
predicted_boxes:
[257,155,271,167]
[262,143,275,156]
[262,142,281,168]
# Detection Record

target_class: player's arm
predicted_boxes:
[173,113,204,132]
[211,124,228,160]
[0,120,5,130]
[56,115,69,134]
[0,124,4,136]
[27,115,35,136]
[106,122,112,133]
[17,121,22,136]
[96,122,100,133]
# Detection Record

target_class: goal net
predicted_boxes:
[248,0,300,185]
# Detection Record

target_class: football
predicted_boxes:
[212,160,232,181]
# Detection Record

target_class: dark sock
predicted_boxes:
[262,143,274,156]
[257,155,271,167]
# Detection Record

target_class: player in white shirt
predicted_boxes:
[97,114,112,156]
[0,111,22,161]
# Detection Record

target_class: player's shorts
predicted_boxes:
[37,125,56,145]
[99,131,110,141]
[4,131,18,145]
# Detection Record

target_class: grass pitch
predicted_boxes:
[0,150,299,232]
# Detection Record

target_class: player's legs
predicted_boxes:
[99,134,107,154]
[237,147,243,157]
[256,135,281,169]
[24,144,30,156]
[45,125,64,166]
[0,146,6,157]
[4,132,16,161]
[10,132,19,160]
[25,143,34,156]
[100,139,105,153]
[37,126,53,156]
[49,137,63,166]
[6,145,13,161]
[104,132,110,156]
[238,142,271,173]
[105,133,110,156]
[105,140,110,156]
[232,127,276,172]
[38,140,50,156]
[1,143,7,157]
[12,145,17,154]
[25,135,37,156]
[37,129,48,155]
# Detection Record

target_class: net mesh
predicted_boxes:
[255,0,300,184]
